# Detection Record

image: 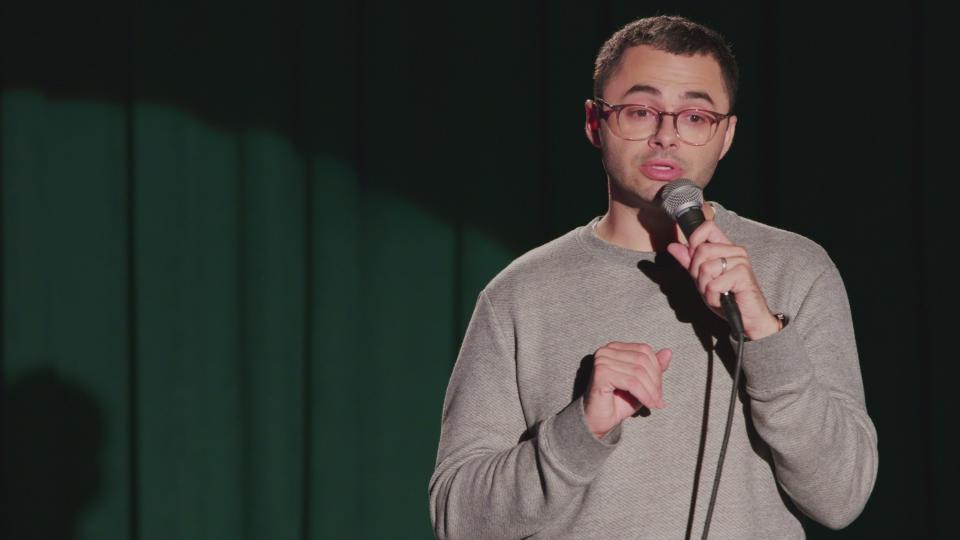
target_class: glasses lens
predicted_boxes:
[616,105,659,140]
[676,110,718,146]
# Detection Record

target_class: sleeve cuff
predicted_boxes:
[730,322,815,394]
[539,396,620,480]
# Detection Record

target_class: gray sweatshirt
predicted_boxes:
[429,202,878,539]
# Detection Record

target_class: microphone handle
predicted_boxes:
[676,207,746,340]
[719,293,744,340]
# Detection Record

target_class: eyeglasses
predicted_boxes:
[593,97,732,146]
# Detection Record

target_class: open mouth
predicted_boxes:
[641,161,683,181]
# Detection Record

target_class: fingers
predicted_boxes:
[595,353,661,407]
[596,345,661,394]
[655,348,672,371]
[667,221,741,274]
[670,228,753,307]
[607,342,672,372]
[666,242,691,269]
[687,220,731,251]
[695,255,748,296]
[594,342,670,408]
[689,244,747,282]
[593,359,662,409]
[605,341,657,355]
[668,220,775,339]
[700,267,747,309]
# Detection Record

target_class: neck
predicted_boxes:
[595,199,715,252]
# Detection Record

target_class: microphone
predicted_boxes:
[660,179,745,339]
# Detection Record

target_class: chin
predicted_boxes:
[639,182,671,204]
[623,190,663,210]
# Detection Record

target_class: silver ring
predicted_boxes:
[720,257,728,274]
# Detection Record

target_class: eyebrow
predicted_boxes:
[621,84,716,107]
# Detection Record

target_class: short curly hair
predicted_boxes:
[593,15,739,111]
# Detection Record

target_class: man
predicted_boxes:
[429,15,877,539]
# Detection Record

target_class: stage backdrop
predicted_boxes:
[1,0,955,538]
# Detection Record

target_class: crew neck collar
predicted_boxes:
[577,201,735,266]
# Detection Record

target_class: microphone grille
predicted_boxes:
[660,179,704,218]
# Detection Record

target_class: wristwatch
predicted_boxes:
[773,312,789,332]
[741,312,789,342]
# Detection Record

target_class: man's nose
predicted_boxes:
[648,113,679,149]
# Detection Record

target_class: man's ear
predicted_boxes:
[718,115,737,160]
[584,100,601,148]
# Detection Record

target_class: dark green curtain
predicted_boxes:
[1,0,955,538]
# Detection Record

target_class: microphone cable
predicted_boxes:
[700,330,745,539]
[658,180,750,539]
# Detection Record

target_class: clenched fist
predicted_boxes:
[583,342,672,440]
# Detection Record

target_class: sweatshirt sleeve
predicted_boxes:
[737,261,878,529]
[428,289,621,539]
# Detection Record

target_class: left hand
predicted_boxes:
[665,219,780,340]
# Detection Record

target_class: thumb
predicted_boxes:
[666,242,691,269]
[656,348,672,371]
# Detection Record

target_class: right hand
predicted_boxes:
[583,342,672,440]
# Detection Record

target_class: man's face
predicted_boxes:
[585,45,737,209]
